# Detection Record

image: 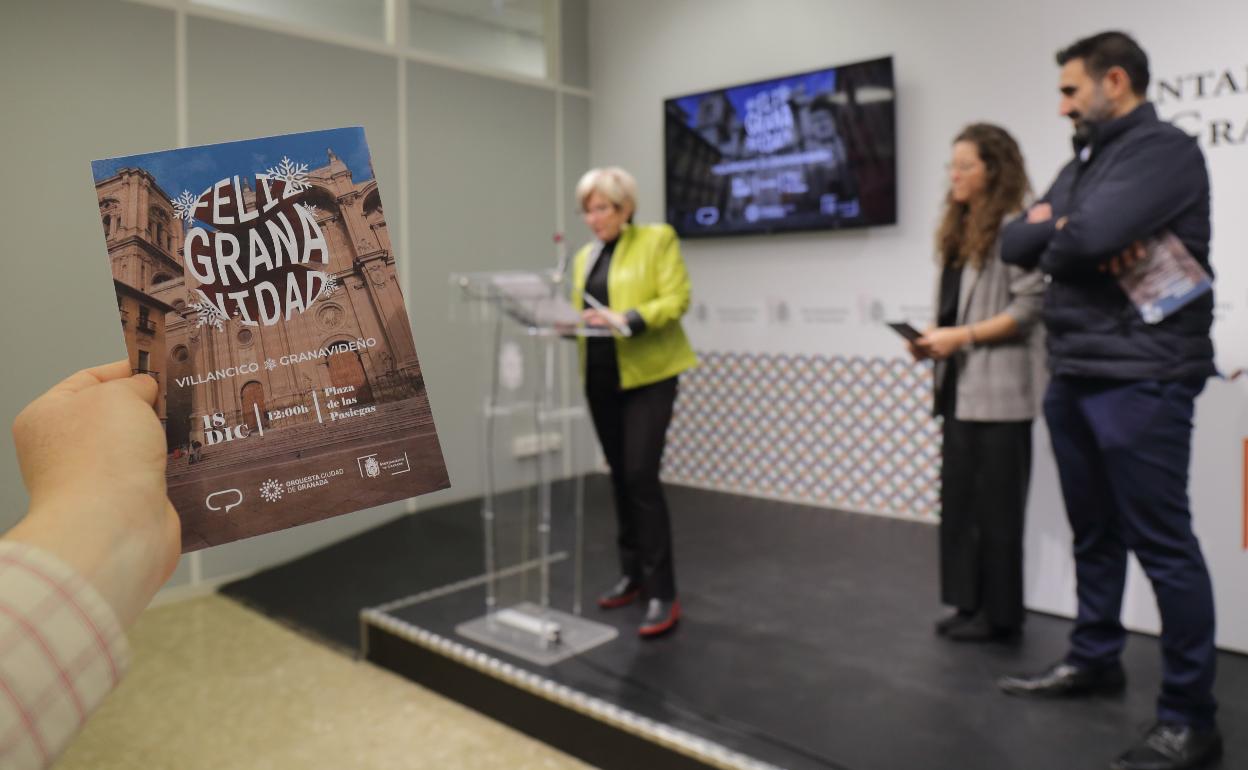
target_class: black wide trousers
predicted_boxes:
[939,416,1033,630]
[585,372,679,601]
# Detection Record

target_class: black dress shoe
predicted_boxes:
[1111,722,1222,770]
[596,577,640,609]
[639,598,681,638]
[934,609,976,636]
[998,660,1126,697]
[945,613,1021,643]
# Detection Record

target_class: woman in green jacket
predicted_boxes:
[571,166,697,638]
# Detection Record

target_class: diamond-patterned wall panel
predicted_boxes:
[662,352,941,520]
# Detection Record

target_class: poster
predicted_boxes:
[91,127,449,551]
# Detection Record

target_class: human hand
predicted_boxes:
[1099,240,1147,276]
[7,360,180,627]
[907,325,936,361]
[916,327,972,361]
[1027,203,1053,224]
[581,308,627,330]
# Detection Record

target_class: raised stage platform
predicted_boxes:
[221,476,1243,770]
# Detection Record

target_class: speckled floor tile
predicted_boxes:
[53,594,596,770]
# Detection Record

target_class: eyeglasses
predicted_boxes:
[945,161,984,174]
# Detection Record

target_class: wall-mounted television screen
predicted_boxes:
[665,56,896,238]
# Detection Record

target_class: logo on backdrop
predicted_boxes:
[1156,65,1248,148]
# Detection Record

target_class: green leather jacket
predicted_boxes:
[571,223,698,389]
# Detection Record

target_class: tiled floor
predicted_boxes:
[52,594,594,770]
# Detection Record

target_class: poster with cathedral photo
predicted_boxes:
[91,127,450,552]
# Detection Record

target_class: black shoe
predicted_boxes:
[1110,722,1222,770]
[596,577,640,610]
[997,660,1126,697]
[639,598,681,638]
[945,613,1021,643]
[934,609,976,636]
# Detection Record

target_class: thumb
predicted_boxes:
[111,374,159,406]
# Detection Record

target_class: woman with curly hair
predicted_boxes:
[910,124,1046,642]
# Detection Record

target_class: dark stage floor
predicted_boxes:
[221,476,1244,770]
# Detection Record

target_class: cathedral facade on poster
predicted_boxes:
[96,150,422,453]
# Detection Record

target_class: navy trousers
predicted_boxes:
[1044,376,1217,727]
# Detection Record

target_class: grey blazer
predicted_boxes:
[932,234,1047,422]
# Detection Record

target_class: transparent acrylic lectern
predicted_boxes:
[448,269,617,665]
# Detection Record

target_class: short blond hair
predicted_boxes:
[575,166,638,215]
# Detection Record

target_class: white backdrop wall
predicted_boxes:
[588,0,1248,652]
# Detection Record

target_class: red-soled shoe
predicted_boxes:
[639,598,681,638]
[597,576,641,610]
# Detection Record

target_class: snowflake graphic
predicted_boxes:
[297,202,320,219]
[266,156,310,192]
[319,274,339,300]
[171,190,199,222]
[188,298,226,332]
[264,358,278,371]
[259,479,283,503]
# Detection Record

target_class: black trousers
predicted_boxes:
[1044,376,1216,727]
[585,370,679,601]
[940,416,1033,630]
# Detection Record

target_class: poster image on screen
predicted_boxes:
[665,56,896,238]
